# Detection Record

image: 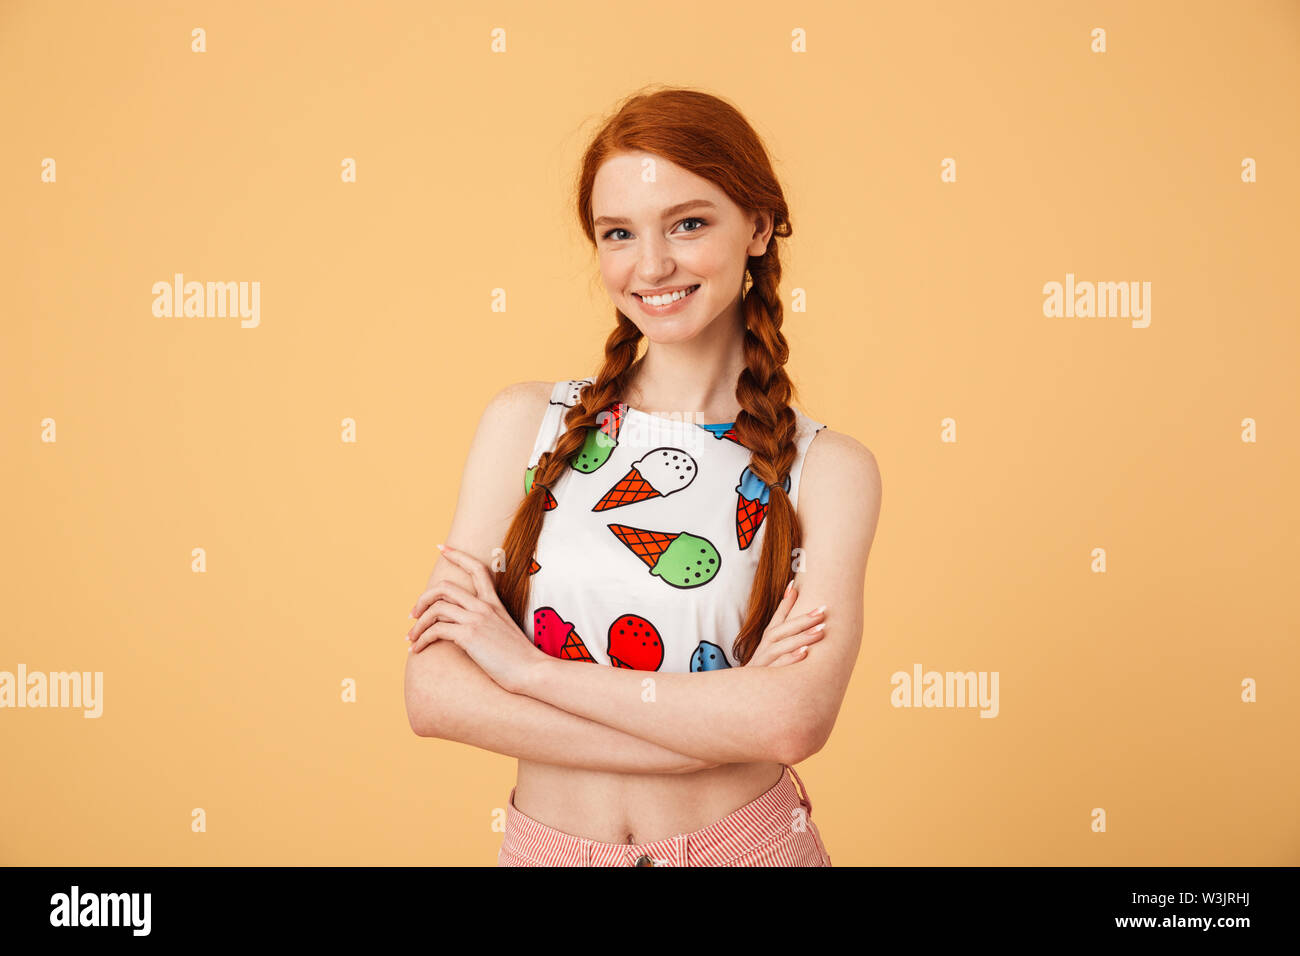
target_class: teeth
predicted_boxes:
[638,285,698,306]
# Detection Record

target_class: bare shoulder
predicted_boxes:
[472,380,554,462]
[803,427,880,491]
[438,379,555,559]
[488,379,554,410]
[482,380,554,429]
[798,426,882,550]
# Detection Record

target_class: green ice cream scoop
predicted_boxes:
[651,532,721,589]
[571,426,616,473]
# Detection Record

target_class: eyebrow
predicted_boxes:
[593,200,717,228]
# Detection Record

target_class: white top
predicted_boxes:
[523,377,827,673]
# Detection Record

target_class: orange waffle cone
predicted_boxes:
[608,654,632,669]
[560,630,597,662]
[609,524,678,568]
[527,557,540,575]
[736,495,768,550]
[597,402,625,439]
[543,489,557,511]
[593,466,661,511]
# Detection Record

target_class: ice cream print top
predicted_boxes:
[522,377,828,674]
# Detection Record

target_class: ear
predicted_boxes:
[748,210,775,256]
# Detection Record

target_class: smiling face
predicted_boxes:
[591,152,772,345]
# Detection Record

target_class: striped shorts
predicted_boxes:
[497,764,831,867]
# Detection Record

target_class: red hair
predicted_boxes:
[497,85,803,665]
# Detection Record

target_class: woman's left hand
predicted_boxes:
[406,545,546,695]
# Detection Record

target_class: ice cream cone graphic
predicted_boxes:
[559,630,597,662]
[735,466,791,550]
[596,401,625,440]
[698,422,744,447]
[606,613,663,671]
[550,382,621,475]
[533,606,596,662]
[608,523,721,589]
[527,557,540,575]
[691,640,732,672]
[557,379,592,407]
[524,465,558,510]
[572,404,622,474]
[735,496,766,550]
[593,447,697,512]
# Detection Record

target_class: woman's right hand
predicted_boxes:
[746,580,827,667]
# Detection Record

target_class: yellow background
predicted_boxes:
[2,0,1297,865]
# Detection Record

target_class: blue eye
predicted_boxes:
[600,217,708,242]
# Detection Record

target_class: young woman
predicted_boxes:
[403,86,881,867]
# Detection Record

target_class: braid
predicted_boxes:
[730,250,803,664]
[496,313,644,630]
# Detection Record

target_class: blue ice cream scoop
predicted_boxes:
[691,640,732,672]
[735,467,790,504]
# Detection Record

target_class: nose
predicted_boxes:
[635,235,674,284]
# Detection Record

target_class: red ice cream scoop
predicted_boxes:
[606,613,663,671]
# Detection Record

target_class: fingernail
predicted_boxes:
[811,622,825,632]
[785,580,794,595]
[814,605,827,615]
[408,612,414,619]
[436,543,445,552]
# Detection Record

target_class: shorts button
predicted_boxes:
[634,855,653,867]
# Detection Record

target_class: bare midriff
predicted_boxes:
[511,758,786,845]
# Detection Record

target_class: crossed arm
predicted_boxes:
[405,636,719,773]
[402,382,881,771]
